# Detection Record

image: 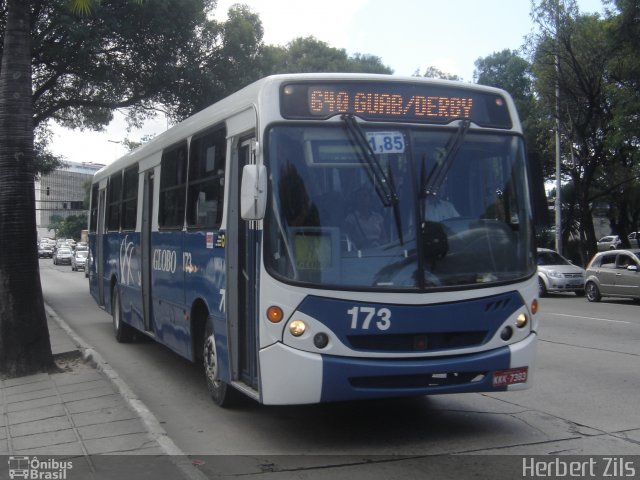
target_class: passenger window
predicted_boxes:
[616,255,632,269]
[186,126,226,229]
[600,253,616,268]
[107,172,122,231]
[121,166,139,231]
[89,184,99,233]
[159,142,188,229]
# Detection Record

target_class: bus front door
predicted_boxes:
[141,170,154,333]
[228,137,259,391]
[97,188,106,306]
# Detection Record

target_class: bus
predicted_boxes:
[88,74,541,407]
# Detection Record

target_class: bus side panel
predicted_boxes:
[116,232,145,333]
[183,230,227,362]
[103,233,124,314]
[151,230,190,358]
[88,233,98,303]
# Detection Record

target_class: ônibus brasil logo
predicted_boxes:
[8,456,73,479]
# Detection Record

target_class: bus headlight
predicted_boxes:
[516,313,528,328]
[289,320,306,337]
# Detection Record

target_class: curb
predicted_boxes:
[45,303,209,480]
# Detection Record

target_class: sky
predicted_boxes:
[49,0,608,167]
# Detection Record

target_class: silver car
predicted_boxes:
[537,248,586,297]
[597,235,622,251]
[585,249,640,302]
[53,247,73,265]
[71,250,88,271]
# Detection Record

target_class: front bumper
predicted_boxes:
[545,276,585,292]
[259,333,537,405]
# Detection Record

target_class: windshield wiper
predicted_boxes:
[341,114,404,244]
[422,118,471,197]
[341,114,398,207]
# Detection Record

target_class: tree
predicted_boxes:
[1,0,178,378]
[0,0,54,378]
[530,0,620,260]
[474,50,553,174]
[48,214,65,239]
[414,66,460,81]
[0,0,214,168]
[261,36,392,76]
[603,0,640,243]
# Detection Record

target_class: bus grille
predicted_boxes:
[346,331,487,352]
[349,371,486,389]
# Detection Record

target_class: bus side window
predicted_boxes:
[187,125,227,229]
[106,171,123,232]
[159,141,188,229]
[121,165,139,231]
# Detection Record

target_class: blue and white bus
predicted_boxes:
[88,74,540,406]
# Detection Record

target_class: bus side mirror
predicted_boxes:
[240,164,268,220]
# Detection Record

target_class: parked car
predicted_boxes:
[53,247,73,265]
[597,235,622,251]
[38,243,54,258]
[536,248,586,297]
[71,249,89,271]
[584,249,640,303]
[628,232,640,248]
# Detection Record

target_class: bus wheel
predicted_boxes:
[112,287,135,342]
[203,323,237,407]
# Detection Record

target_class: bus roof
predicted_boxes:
[92,73,519,183]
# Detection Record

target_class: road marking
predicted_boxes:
[549,313,631,324]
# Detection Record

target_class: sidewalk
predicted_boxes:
[0,307,206,480]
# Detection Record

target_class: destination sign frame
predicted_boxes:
[280,81,513,129]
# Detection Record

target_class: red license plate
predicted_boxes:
[492,367,528,387]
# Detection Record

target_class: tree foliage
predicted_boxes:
[414,66,460,81]
[49,213,87,240]
[262,36,392,76]
[526,0,640,260]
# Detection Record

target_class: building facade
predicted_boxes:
[35,161,104,240]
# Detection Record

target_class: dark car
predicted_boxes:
[71,249,89,271]
[585,249,640,303]
[53,247,73,265]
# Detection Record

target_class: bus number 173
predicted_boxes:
[347,306,392,331]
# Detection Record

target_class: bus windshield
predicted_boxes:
[264,123,535,290]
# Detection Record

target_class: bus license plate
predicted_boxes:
[492,367,528,387]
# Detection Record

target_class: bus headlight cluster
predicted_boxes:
[270,306,330,348]
[501,313,529,341]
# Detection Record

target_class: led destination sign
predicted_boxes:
[310,90,474,119]
[280,82,512,128]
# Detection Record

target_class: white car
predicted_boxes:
[537,248,586,297]
[597,235,622,251]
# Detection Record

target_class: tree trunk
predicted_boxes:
[0,0,54,378]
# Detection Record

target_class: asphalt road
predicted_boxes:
[39,260,640,477]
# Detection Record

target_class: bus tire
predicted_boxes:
[112,286,135,342]
[203,322,237,407]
